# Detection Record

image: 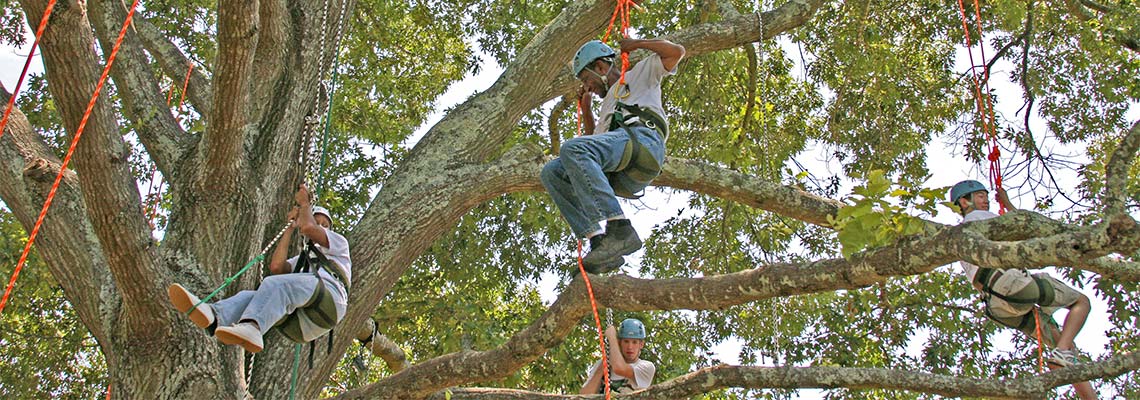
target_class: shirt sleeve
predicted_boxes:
[638,54,671,84]
[630,360,655,389]
[323,228,350,262]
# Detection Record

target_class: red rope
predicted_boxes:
[0,0,143,315]
[0,0,59,141]
[578,241,611,399]
[954,0,1006,214]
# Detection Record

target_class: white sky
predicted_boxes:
[2,16,1137,398]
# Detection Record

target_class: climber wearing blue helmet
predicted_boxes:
[541,37,685,275]
[580,318,656,394]
[951,179,1097,399]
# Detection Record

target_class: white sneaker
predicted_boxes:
[216,322,264,353]
[1045,348,1079,368]
[168,283,215,329]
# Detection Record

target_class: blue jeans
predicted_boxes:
[541,126,665,238]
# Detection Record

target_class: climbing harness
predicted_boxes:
[0,0,58,141]
[954,0,1006,214]
[273,241,351,372]
[975,268,1054,365]
[576,241,612,399]
[607,103,668,199]
[0,0,142,315]
[274,243,350,343]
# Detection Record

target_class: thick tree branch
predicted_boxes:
[90,0,189,174]
[22,0,163,336]
[959,215,1140,281]
[543,0,831,101]
[329,276,593,399]
[199,1,258,193]
[354,319,410,372]
[427,353,1140,399]
[1103,120,1140,215]
[1064,0,1140,54]
[0,85,114,349]
[248,0,290,124]
[547,95,575,155]
[332,165,1139,398]
[655,158,842,227]
[133,15,212,114]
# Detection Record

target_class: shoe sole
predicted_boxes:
[583,257,625,275]
[1045,357,1075,368]
[216,329,263,353]
[167,284,213,329]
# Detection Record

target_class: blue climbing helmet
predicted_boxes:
[573,40,617,76]
[617,318,646,339]
[949,180,988,205]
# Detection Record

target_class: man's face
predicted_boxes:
[577,61,611,97]
[959,190,989,213]
[315,214,332,229]
[618,338,644,363]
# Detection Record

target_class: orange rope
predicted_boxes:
[173,63,193,124]
[578,241,611,399]
[1033,307,1045,372]
[0,0,143,315]
[601,0,636,88]
[569,5,645,396]
[144,63,194,229]
[0,0,59,140]
[954,0,1005,214]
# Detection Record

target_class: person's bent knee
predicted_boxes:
[1073,293,1090,309]
[559,138,589,158]
[541,161,561,187]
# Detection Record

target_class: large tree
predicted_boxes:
[0,0,1138,398]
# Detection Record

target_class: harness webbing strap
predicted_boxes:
[975,268,1052,305]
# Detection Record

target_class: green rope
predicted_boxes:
[288,343,303,399]
[186,254,265,316]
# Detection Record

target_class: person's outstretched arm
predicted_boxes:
[620,38,685,71]
[268,207,298,275]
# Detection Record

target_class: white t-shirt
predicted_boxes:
[286,227,352,341]
[958,210,999,282]
[594,54,676,135]
[287,227,352,285]
[588,359,656,394]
